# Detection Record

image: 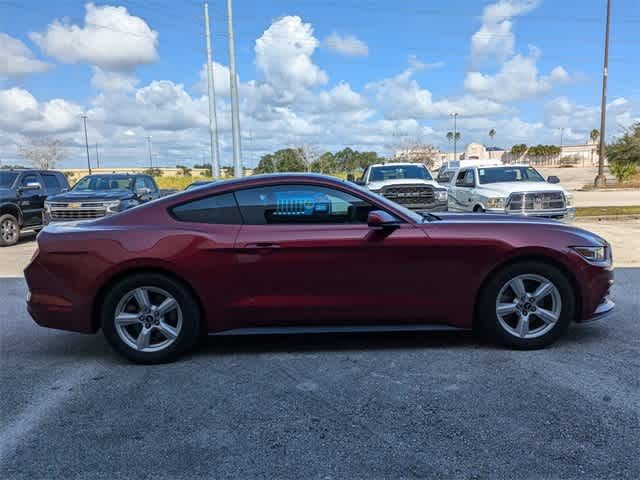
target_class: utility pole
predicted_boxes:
[450,113,458,162]
[146,135,153,170]
[203,2,221,179]
[95,142,100,169]
[227,0,242,178]
[81,115,92,174]
[595,0,611,187]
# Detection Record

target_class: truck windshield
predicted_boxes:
[0,172,19,188]
[478,167,545,184]
[72,175,133,191]
[369,165,432,182]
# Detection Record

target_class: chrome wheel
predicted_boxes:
[495,274,562,339]
[114,286,183,353]
[1,218,18,243]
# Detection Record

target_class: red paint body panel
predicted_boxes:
[24,174,614,335]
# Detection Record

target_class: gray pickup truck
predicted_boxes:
[44,173,162,223]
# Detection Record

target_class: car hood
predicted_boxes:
[368,179,444,190]
[430,213,607,245]
[475,181,567,196]
[0,188,15,201]
[47,190,134,202]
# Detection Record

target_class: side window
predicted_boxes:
[144,177,157,192]
[41,173,61,190]
[463,170,476,187]
[234,184,376,225]
[21,174,39,186]
[134,177,146,191]
[170,193,241,224]
[455,170,467,187]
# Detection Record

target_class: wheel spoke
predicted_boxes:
[115,312,140,326]
[156,321,178,340]
[156,297,177,316]
[533,281,553,301]
[497,302,518,316]
[516,314,529,338]
[534,307,559,325]
[134,288,151,310]
[136,327,152,350]
[509,277,527,299]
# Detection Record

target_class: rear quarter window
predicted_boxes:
[170,193,241,224]
[41,173,61,190]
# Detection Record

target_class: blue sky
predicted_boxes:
[1,0,638,167]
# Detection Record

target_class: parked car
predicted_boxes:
[25,174,614,363]
[44,173,161,223]
[355,162,448,212]
[185,180,216,190]
[0,169,69,246]
[447,164,576,222]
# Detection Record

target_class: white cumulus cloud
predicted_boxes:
[324,32,369,56]
[0,33,52,77]
[29,2,158,70]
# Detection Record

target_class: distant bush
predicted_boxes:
[143,167,163,177]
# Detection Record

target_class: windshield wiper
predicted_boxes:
[420,212,441,222]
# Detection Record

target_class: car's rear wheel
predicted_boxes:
[0,214,20,247]
[477,262,574,349]
[101,273,201,363]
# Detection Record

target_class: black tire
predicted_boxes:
[101,273,201,363]
[476,261,575,349]
[0,213,20,247]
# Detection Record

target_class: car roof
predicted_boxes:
[369,162,426,168]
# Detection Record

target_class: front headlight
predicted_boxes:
[104,200,121,213]
[486,197,506,209]
[565,193,574,207]
[571,246,611,266]
[435,190,447,202]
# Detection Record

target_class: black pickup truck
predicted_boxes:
[1,169,69,246]
[44,173,162,224]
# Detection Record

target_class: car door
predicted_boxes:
[230,183,430,328]
[450,169,476,212]
[17,173,46,227]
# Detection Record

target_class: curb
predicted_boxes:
[575,214,640,222]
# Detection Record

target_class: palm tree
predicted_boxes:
[446,131,453,144]
[454,132,461,142]
[589,129,600,167]
[488,128,496,158]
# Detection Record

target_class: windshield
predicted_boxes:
[478,167,545,184]
[0,172,19,188]
[369,165,432,182]
[72,175,133,191]
[349,182,424,223]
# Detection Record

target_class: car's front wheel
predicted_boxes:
[477,262,575,349]
[0,213,20,247]
[101,273,201,363]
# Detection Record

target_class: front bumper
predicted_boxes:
[584,295,615,322]
[486,207,576,223]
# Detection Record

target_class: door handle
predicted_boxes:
[244,242,281,249]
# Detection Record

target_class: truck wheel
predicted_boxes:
[0,214,20,247]
[101,273,201,364]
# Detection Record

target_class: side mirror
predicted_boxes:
[136,187,151,196]
[346,174,355,182]
[20,182,42,191]
[367,210,401,230]
[547,176,560,184]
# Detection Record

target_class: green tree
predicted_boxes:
[590,129,600,144]
[175,164,192,176]
[255,148,306,173]
[446,131,453,144]
[606,123,640,182]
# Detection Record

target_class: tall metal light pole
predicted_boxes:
[595,0,611,187]
[227,0,242,178]
[450,113,458,161]
[95,142,100,168]
[81,115,92,174]
[203,2,221,179]
[560,127,565,146]
[146,135,153,170]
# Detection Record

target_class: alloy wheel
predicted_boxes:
[1,218,18,243]
[114,286,183,353]
[495,274,562,339]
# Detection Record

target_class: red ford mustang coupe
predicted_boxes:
[25,174,614,363]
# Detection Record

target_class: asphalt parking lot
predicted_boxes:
[1,221,639,479]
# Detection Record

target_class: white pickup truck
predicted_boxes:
[447,164,575,222]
